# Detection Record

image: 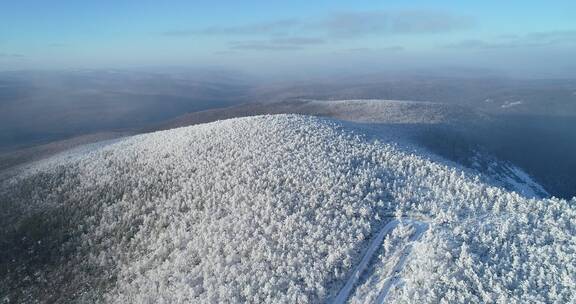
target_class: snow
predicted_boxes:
[501,100,523,108]
[464,151,548,198]
[305,99,479,124]
[373,220,428,304]
[334,218,429,304]
[1,114,575,303]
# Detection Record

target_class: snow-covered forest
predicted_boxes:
[1,114,574,303]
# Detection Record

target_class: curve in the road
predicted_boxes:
[375,220,429,304]
[332,218,429,304]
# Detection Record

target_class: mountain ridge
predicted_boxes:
[1,114,574,303]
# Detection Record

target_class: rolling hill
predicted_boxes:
[1,115,574,303]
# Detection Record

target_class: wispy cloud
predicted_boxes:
[314,10,473,38]
[446,30,576,49]
[228,37,325,51]
[525,30,576,42]
[230,43,303,51]
[161,10,473,39]
[48,43,69,48]
[161,19,300,37]
[164,10,472,53]
[268,37,325,45]
[390,11,473,34]
[343,46,405,53]
[0,53,24,58]
[213,50,238,55]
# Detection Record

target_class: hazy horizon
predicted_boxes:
[2,1,576,77]
[2,2,576,302]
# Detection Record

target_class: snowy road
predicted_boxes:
[332,218,429,304]
[374,220,429,303]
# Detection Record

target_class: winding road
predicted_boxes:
[333,218,429,304]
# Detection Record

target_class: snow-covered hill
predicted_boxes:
[1,115,574,303]
[155,99,485,131]
[302,99,483,124]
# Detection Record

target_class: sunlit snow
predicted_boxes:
[1,115,574,303]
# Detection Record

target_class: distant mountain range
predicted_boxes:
[2,70,575,152]
[2,94,574,199]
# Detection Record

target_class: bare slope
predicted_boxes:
[1,115,574,303]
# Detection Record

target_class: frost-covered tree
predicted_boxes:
[0,114,574,303]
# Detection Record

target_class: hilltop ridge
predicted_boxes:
[1,115,574,303]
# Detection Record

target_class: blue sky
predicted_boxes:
[1,1,576,76]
